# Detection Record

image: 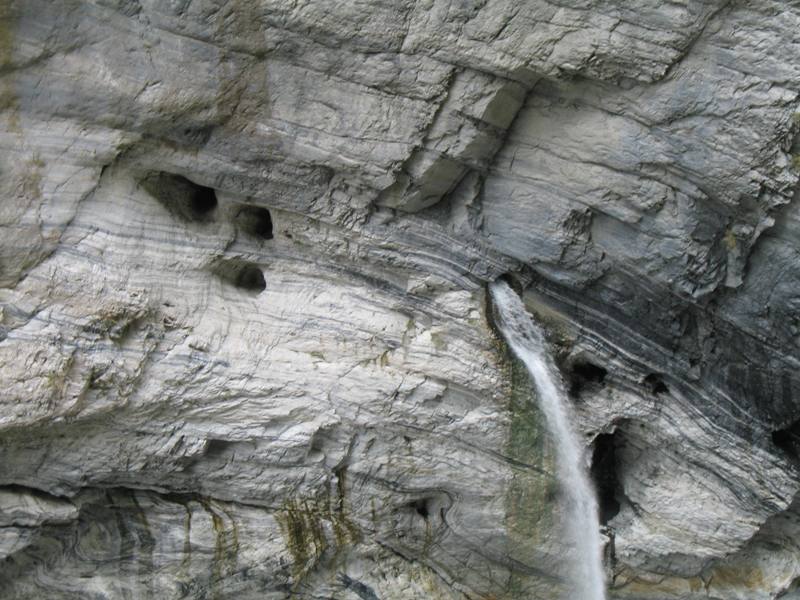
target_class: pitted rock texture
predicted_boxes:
[0,1,799,599]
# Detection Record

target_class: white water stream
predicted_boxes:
[490,279,607,600]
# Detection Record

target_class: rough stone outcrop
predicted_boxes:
[0,1,799,598]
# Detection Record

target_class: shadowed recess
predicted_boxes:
[412,498,430,520]
[140,172,218,222]
[590,432,621,525]
[235,205,274,240]
[211,258,266,293]
[569,362,608,396]
[643,373,669,395]
[497,273,525,297]
[772,419,800,460]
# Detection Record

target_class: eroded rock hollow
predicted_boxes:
[1,1,799,598]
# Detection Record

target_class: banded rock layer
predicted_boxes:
[0,1,799,599]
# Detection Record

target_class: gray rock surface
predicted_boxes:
[0,0,799,598]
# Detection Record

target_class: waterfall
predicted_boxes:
[490,279,607,600]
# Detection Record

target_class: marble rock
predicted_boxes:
[0,1,799,599]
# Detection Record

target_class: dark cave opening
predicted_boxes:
[235,265,267,292]
[569,361,608,396]
[203,439,235,459]
[189,182,218,215]
[644,373,669,395]
[412,498,430,520]
[497,273,524,297]
[212,259,266,294]
[772,419,800,460]
[399,497,436,522]
[140,172,218,221]
[236,206,274,240]
[590,432,621,525]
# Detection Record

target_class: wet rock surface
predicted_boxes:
[0,1,799,598]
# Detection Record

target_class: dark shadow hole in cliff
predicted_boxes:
[236,266,266,292]
[591,432,622,525]
[140,172,217,221]
[175,125,214,147]
[412,498,430,520]
[569,362,608,396]
[644,373,669,395]
[236,206,273,240]
[204,439,235,459]
[212,259,266,294]
[398,497,436,522]
[497,273,524,297]
[772,419,800,460]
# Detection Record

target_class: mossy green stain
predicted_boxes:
[197,498,239,599]
[491,323,560,598]
[332,465,362,547]
[430,331,448,351]
[277,476,362,586]
[179,502,192,580]
[0,8,12,69]
[505,355,556,540]
[276,499,328,583]
[504,357,559,597]
[129,492,157,597]
[0,5,19,133]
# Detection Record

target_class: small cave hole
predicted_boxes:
[772,419,800,460]
[236,265,266,292]
[173,125,214,147]
[569,361,608,396]
[403,498,432,520]
[497,273,524,297]
[644,373,669,395]
[212,259,266,294]
[235,205,273,240]
[204,439,235,459]
[191,186,217,215]
[140,172,218,221]
[590,432,622,525]
[413,499,430,519]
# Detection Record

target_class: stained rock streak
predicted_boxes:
[491,278,607,600]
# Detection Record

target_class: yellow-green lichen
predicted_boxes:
[331,467,362,546]
[276,474,361,586]
[20,154,45,201]
[199,498,239,600]
[723,229,738,250]
[494,334,560,598]
[0,6,19,133]
[430,331,448,351]
[505,354,557,540]
[276,498,329,582]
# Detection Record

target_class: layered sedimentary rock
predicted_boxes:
[0,1,799,598]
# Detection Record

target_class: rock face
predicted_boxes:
[0,1,799,598]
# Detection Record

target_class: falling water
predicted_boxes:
[490,279,607,600]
